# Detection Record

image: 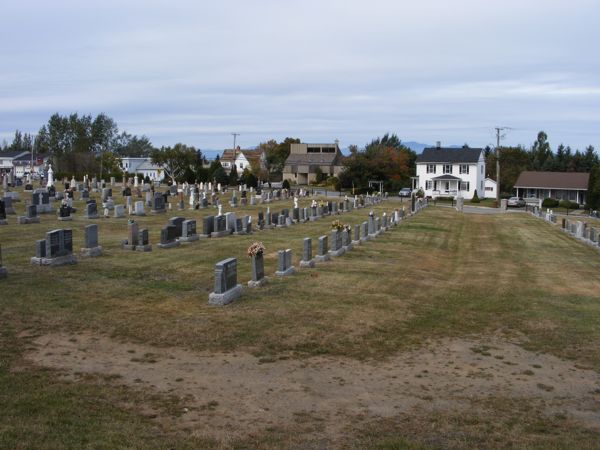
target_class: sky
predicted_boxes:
[1,0,599,153]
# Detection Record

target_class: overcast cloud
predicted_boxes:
[1,0,599,151]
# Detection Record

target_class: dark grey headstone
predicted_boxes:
[84,224,98,248]
[318,235,328,256]
[202,216,214,235]
[302,238,312,261]
[251,253,264,282]
[214,258,237,294]
[168,217,185,237]
[182,219,196,237]
[35,239,46,258]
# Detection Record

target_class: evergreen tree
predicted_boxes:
[587,163,600,210]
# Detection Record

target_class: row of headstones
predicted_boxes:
[28,225,103,266]
[208,208,413,306]
[530,207,600,249]
[560,217,600,249]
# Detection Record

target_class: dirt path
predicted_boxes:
[22,332,600,442]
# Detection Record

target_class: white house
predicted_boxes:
[484,178,497,199]
[120,157,165,181]
[413,145,486,200]
[220,147,266,174]
[0,150,29,176]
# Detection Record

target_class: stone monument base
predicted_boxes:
[135,244,152,252]
[150,209,166,215]
[80,246,103,257]
[351,240,361,246]
[343,243,353,252]
[158,241,180,249]
[58,216,73,221]
[84,214,99,219]
[17,216,40,224]
[179,235,199,243]
[248,277,267,288]
[314,254,330,263]
[275,266,295,276]
[211,230,230,238]
[0,220,7,225]
[208,284,243,306]
[30,254,77,266]
[299,259,315,268]
[328,248,345,258]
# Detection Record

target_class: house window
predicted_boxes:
[307,147,320,153]
[481,165,483,174]
[460,181,470,191]
[426,164,436,174]
[459,164,469,174]
[443,164,452,174]
[480,181,484,191]
[426,180,432,190]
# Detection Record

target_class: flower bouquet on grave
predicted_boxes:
[247,241,265,257]
[331,220,345,231]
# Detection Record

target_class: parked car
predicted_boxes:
[399,188,412,197]
[507,196,525,207]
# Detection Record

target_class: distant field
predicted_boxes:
[1,189,600,449]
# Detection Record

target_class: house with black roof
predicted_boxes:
[413,143,486,199]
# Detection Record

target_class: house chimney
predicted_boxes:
[436,141,441,149]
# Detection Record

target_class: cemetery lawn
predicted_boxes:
[2,193,600,449]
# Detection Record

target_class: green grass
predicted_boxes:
[1,186,600,448]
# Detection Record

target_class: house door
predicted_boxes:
[445,182,450,191]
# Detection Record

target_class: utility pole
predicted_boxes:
[494,127,510,206]
[231,133,240,175]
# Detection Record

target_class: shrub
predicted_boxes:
[471,190,480,203]
[559,200,579,210]
[327,176,340,191]
[542,198,559,208]
[436,196,455,202]
[282,179,291,190]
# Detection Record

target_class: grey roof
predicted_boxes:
[285,153,343,166]
[431,174,462,181]
[416,147,482,164]
[0,150,29,159]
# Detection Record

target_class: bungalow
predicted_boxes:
[514,171,589,205]
[282,142,345,185]
[413,145,486,200]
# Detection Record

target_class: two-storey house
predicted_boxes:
[413,145,485,200]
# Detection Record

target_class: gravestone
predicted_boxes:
[315,235,330,262]
[134,201,145,216]
[361,221,369,242]
[368,215,376,237]
[136,228,152,252]
[158,224,180,249]
[30,228,77,266]
[208,258,242,306]
[299,237,315,268]
[275,249,295,276]
[85,200,98,219]
[0,200,7,225]
[225,212,237,233]
[122,221,139,250]
[248,252,267,288]
[211,215,228,238]
[168,217,186,238]
[575,221,584,238]
[114,204,125,218]
[329,230,345,257]
[3,197,15,215]
[81,224,103,257]
[179,219,199,243]
[351,224,361,245]
[58,204,72,221]
[201,215,214,238]
[17,205,40,224]
[0,245,6,279]
[151,192,166,214]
